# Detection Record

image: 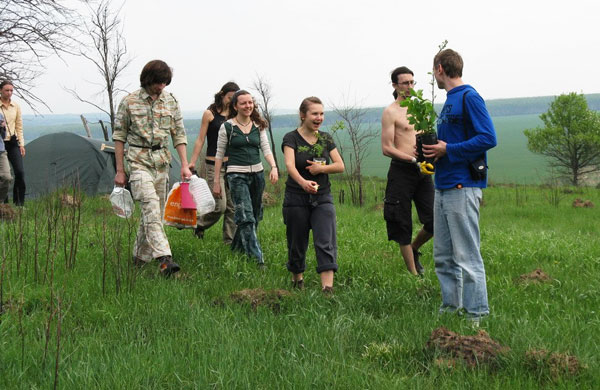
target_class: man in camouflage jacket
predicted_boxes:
[113,60,192,276]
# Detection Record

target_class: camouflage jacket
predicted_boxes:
[113,88,187,169]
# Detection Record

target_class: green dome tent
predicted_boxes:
[23,132,182,198]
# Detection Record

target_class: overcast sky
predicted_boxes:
[20,0,600,116]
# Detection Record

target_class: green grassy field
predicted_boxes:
[1,182,598,388]
[183,113,550,185]
[27,112,552,185]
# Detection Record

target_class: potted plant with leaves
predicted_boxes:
[298,131,327,164]
[399,88,438,173]
[399,40,447,174]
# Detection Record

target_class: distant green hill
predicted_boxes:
[22,94,600,184]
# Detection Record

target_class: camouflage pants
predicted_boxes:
[227,172,265,264]
[0,152,11,201]
[129,164,171,261]
[197,163,236,244]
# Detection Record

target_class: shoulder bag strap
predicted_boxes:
[224,121,235,145]
[0,106,10,135]
[461,90,471,140]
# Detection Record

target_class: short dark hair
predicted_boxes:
[390,66,414,84]
[139,60,173,88]
[0,80,14,90]
[434,49,463,78]
[390,66,413,99]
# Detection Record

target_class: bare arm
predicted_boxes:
[114,140,126,186]
[284,146,317,194]
[264,151,279,185]
[175,143,192,180]
[188,110,213,170]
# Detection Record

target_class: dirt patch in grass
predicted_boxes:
[262,192,278,207]
[94,206,113,216]
[0,204,16,221]
[61,193,81,207]
[426,327,510,368]
[572,198,594,208]
[229,288,292,312]
[0,300,15,316]
[517,268,551,284]
[525,349,585,380]
[371,203,384,212]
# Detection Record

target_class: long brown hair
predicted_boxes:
[208,81,240,115]
[228,90,268,130]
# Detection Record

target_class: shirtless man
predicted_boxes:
[381,66,434,275]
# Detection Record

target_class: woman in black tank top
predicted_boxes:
[188,82,240,242]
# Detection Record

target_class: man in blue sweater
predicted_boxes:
[423,49,497,325]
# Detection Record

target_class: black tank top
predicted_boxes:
[206,112,226,157]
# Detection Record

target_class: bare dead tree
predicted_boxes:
[252,75,279,170]
[0,0,82,111]
[331,97,379,207]
[65,0,132,132]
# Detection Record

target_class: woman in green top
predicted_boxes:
[213,90,278,264]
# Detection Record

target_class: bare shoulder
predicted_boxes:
[383,101,407,122]
[202,109,214,122]
[383,101,398,114]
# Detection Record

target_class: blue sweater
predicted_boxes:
[435,85,497,189]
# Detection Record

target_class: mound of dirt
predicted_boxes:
[525,349,585,380]
[371,203,384,212]
[262,191,278,207]
[517,268,552,284]
[572,198,594,208]
[61,194,81,207]
[426,327,510,367]
[230,288,291,312]
[0,204,16,221]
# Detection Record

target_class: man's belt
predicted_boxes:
[129,144,163,151]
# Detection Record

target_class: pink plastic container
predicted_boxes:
[180,182,196,210]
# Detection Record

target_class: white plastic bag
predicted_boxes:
[110,186,134,218]
[189,175,216,215]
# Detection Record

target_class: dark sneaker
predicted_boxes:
[413,247,425,276]
[292,279,304,290]
[194,226,204,239]
[157,256,180,277]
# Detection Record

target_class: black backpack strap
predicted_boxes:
[462,90,471,139]
[461,89,488,178]
[224,121,235,146]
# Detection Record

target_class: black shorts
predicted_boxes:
[383,160,434,245]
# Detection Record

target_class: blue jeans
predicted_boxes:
[434,187,489,318]
[227,172,265,263]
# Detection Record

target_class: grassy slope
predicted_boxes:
[1,184,599,388]
[182,113,549,185]
[33,114,548,185]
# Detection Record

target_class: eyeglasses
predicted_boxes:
[395,80,417,87]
